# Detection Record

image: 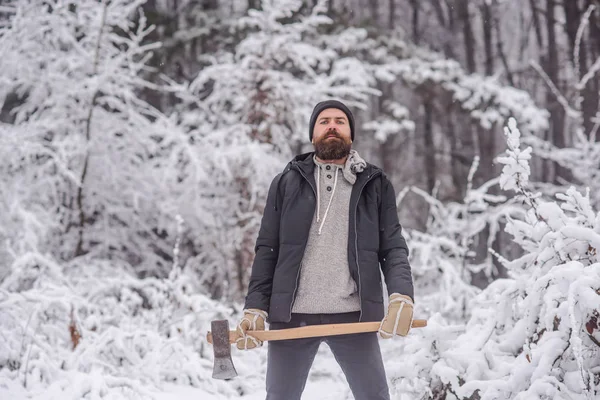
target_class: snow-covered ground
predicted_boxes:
[0,249,448,400]
[155,345,355,400]
[1,333,425,400]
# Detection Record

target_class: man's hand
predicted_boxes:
[236,308,268,350]
[378,293,414,339]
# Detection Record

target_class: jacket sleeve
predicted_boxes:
[378,176,414,301]
[243,173,283,312]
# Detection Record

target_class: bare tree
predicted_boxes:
[409,0,420,43]
[457,0,477,74]
[563,0,599,138]
[546,0,569,183]
[423,98,436,193]
[389,0,396,30]
[368,0,378,23]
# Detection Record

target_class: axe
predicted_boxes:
[207,318,427,380]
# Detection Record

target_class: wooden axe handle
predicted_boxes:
[207,319,427,344]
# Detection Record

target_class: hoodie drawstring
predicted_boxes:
[316,166,339,235]
[316,166,321,223]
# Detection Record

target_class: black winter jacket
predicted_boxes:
[244,152,413,323]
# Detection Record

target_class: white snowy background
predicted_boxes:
[1,0,599,399]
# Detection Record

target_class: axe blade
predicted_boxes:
[211,320,237,380]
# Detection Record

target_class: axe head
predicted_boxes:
[211,320,237,380]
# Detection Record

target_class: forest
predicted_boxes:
[0,0,599,399]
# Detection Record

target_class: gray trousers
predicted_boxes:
[266,312,390,400]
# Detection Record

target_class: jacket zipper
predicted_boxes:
[288,162,317,321]
[354,171,381,321]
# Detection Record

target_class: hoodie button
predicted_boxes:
[327,186,332,191]
[327,174,332,179]
[326,166,331,170]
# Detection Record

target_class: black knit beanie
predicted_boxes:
[308,100,355,142]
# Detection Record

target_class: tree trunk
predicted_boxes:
[378,83,396,175]
[76,3,109,257]
[389,0,395,30]
[457,0,478,190]
[494,10,515,86]
[368,0,378,23]
[409,0,420,43]
[452,0,477,197]
[457,0,476,73]
[432,0,455,57]
[482,1,493,76]
[546,0,569,183]
[423,99,436,193]
[529,0,544,48]
[438,0,471,200]
[445,108,466,201]
[528,0,551,182]
[472,1,509,287]
[477,1,495,186]
[431,0,447,27]
[411,2,435,193]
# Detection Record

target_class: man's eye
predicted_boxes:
[320,120,328,124]
[337,120,345,124]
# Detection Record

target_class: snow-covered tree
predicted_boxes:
[175,0,380,300]
[0,239,243,397]
[380,118,599,400]
[426,119,600,399]
[400,156,525,323]
[519,56,600,208]
[318,27,549,143]
[0,0,212,278]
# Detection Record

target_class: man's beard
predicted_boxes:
[314,131,351,160]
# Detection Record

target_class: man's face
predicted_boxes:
[312,108,352,160]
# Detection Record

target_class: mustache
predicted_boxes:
[323,129,341,138]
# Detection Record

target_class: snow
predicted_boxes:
[0,247,459,399]
[1,1,599,399]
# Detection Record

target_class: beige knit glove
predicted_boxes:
[378,293,414,338]
[235,309,268,350]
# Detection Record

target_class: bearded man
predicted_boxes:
[237,100,415,400]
